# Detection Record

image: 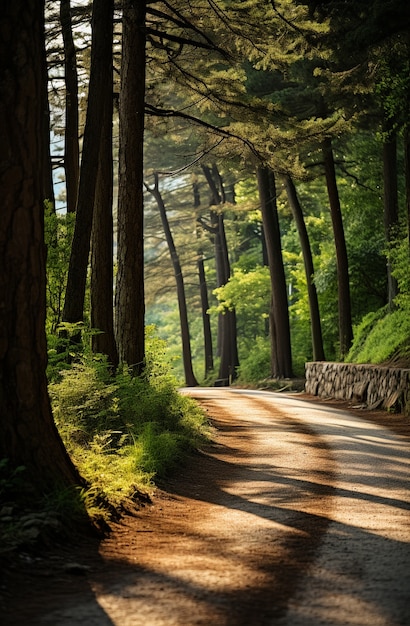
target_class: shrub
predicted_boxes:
[49,334,209,513]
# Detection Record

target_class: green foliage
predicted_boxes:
[236,336,271,382]
[41,484,91,523]
[49,329,209,508]
[47,322,96,382]
[346,307,410,364]
[44,205,75,334]
[348,230,410,366]
[374,43,410,136]
[390,232,410,312]
[212,266,270,340]
[132,422,184,478]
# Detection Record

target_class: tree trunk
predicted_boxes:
[194,181,214,377]
[383,134,400,306]
[197,250,214,376]
[0,0,82,492]
[60,0,79,214]
[257,166,293,379]
[202,165,239,383]
[322,137,353,358]
[269,303,280,376]
[283,174,325,361]
[62,0,113,331]
[147,174,198,387]
[90,0,118,368]
[115,0,146,372]
[215,211,239,382]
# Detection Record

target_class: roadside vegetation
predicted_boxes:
[50,330,209,507]
[0,329,209,552]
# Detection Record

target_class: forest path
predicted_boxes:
[3,389,410,625]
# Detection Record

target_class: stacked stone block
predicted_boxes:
[305,362,410,415]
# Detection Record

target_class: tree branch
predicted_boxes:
[152,139,226,177]
[150,2,224,56]
[197,216,218,234]
[145,103,263,160]
[145,27,226,54]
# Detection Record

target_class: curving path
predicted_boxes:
[4,389,410,625]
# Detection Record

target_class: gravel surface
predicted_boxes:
[2,389,410,625]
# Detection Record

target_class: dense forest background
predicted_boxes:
[45,0,410,386]
[1,0,410,531]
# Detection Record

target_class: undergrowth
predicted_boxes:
[346,305,410,365]
[49,329,209,519]
[346,233,410,367]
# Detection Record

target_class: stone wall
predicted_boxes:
[305,361,410,414]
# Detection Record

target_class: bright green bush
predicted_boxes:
[134,422,185,478]
[49,331,209,511]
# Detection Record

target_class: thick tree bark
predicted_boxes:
[257,166,293,379]
[62,0,112,329]
[147,174,198,387]
[322,138,353,358]
[283,174,325,361]
[383,134,399,306]
[60,0,79,214]
[90,0,118,368]
[115,0,146,372]
[0,0,81,492]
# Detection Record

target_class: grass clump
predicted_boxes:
[49,330,209,514]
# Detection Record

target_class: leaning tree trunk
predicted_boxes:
[90,0,118,369]
[257,166,293,379]
[0,0,82,493]
[115,0,146,372]
[62,0,113,333]
[147,174,198,387]
[60,0,79,214]
[383,132,400,307]
[322,137,353,358]
[283,174,325,361]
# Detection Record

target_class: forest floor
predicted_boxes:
[1,390,409,626]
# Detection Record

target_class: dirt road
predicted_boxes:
[3,389,410,625]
